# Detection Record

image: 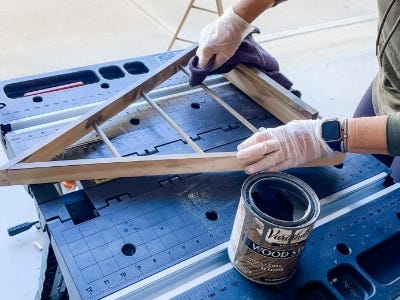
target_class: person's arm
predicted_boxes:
[236,116,390,174]
[347,116,388,154]
[196,0,281,69]
[233,0,275,23]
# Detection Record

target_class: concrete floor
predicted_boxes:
[0,0,378,299]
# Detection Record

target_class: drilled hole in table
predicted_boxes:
[130,118,140,125]
[121,243,136,256]
[206,210,218,221]
[33,96,43,103]
[101,83,110,89]
[336,243,351,255]
[0,103,5,109]
[191,103,200,109]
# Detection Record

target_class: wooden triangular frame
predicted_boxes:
[0,44,343,186]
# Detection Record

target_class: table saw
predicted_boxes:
[1,48,400,300]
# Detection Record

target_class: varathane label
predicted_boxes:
[245,238,305,258]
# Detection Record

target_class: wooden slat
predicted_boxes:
[142,92,203,153]
[179,66,258,133]
[3,44,197,167]
[93,123,121,158]
[225,64,345,167]
[224,64,318,123]
[0,50,345,187]
[0,152,246,186]
[0,150,345,186]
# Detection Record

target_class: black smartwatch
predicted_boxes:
[320,119,342,152]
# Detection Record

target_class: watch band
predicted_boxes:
[326,139,341,152]
[321,118,348,153]
[340,118,348,153]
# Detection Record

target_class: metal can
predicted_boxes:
[228,172,320,284]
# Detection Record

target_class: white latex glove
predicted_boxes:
[196,6,254,70]
[237,120,334,174]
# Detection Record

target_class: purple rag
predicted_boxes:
[188,29,293,90]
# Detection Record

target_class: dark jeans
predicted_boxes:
[353,83,400,182]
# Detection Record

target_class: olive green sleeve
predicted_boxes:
[387,113,400,156]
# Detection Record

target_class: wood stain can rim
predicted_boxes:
[242,172,320,228]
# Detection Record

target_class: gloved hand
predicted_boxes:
[196,6,254,70]
[237,119,334,174]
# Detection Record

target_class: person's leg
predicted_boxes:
[353,82,395,168]
[353,83,375,118]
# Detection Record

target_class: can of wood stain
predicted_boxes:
[228,172,320,285]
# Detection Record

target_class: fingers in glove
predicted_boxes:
[196,6,254,70]
[237,139,280,159]
[197,44,235,70]
[214,51,232,70]
[244,150,285,174]
[266,160,295,173]
[196,47,215,68]
[237,128,271,150]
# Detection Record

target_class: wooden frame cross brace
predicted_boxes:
[0,45,343,186]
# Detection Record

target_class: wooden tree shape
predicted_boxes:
[0,45,343,186]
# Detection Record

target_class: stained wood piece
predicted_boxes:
[224,64,318,123]
[0,151,345,186]
[0,152,245,185]
[224,64,344,167]
[0,47,344,187]
[12,44,197,165]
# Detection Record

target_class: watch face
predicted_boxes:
[321,120,341,141]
